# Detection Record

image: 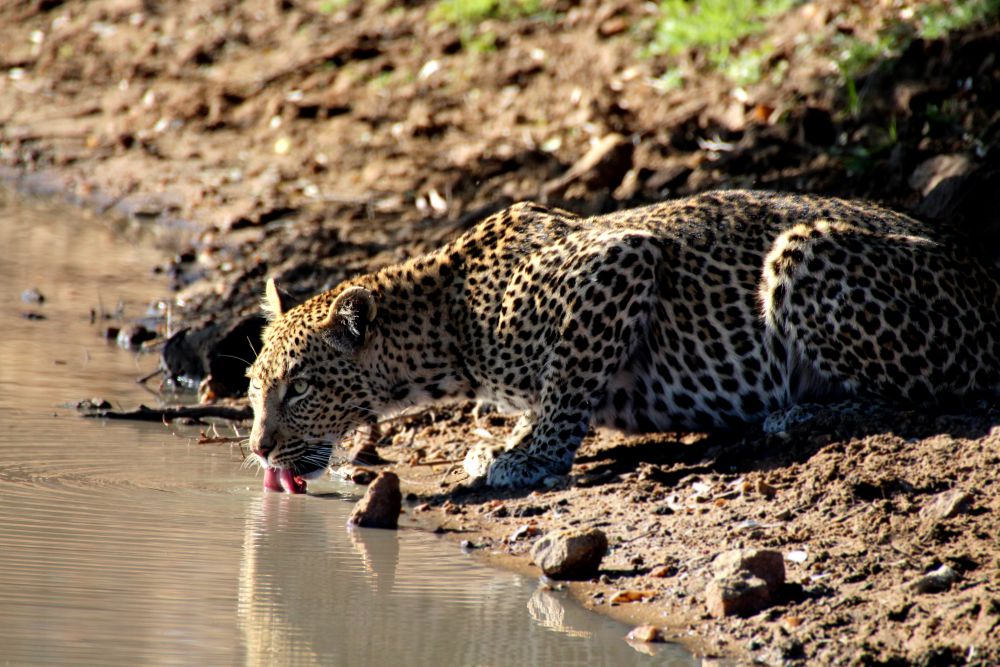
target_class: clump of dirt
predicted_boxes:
[3,0,1000,664]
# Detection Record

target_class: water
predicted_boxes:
[0,187,699,666]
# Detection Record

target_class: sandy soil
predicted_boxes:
[3,1,999,664]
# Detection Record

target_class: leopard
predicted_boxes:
[246,189,1000,492]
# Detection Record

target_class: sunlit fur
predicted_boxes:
[246,190,1000,488]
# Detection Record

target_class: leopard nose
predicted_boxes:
[251,434,275,459]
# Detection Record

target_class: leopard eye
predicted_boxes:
[289,379,310,398]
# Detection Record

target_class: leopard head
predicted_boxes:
[246,278,380,491]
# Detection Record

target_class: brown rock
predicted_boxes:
[530,526,608,580]
[348,471,402,529]
[706,575,772,618]
[712,548,786,590]
[705,549,786,618]
[907,565,958,594]
[920,489,972,520]
[626,624,663,643]
[909,154,975,197]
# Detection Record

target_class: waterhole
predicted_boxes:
[0,187,698,666]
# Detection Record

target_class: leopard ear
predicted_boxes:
[262,277,291,320]
[322,286,377,354]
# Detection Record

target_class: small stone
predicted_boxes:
[909,154,974,197]
[783,615,804,628]
[116,324,156,350]
[348,439,382,465]
[20,288,45,304]
[907,565,958,594]
[712,549,786,590]
[610,590,652,605]
[348,471,402,529]
[706,549,786,618]
[756,479,778,498]
[530,526,608,580]
[920,489,972,520]
[626,624,663,643]
[75,397,112,411]
[349,467,376,485]
[706,575,771,618]
[649,564,676,578]
[509,524,539,542]
[598,17,628,37]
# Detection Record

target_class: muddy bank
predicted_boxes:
[3,0,1000,664]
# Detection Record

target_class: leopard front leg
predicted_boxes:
[464,396,592,488]
[463,232,660,488]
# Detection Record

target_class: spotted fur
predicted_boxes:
[247,190,1000,488]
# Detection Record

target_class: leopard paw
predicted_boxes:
[482,448,569,489]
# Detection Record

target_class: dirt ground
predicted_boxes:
[3,0,1000,664]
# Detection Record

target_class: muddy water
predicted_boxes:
[0,188,698,666]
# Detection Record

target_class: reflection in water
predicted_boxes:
[238,494,696,666]
[0,189,698,666]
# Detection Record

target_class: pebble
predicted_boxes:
[705,576,772,619]
[116,324,156,350]
[530,526,608,580]
[75,397,112,411]
[626,625,663,643]
[350,468,376,485]
[509,524,539,542]
[713,549,786,590]
[919,489,972,520]
[20,288,45,304]
[348,471,402,529]
[649,564,676,578]
[610,590,652,605]
[906,565,958,594]
[705,548,786,618]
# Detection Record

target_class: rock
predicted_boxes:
[20,288,44,304]
[626,625,663,643]
[907,565,958,594]
[204,315,267,397]
[541,133,634,199]
[909,154,975,197]
[348,439,382,465]
[610,589,652,604]
[706,549,786,618]
[920,489,973,520]
[530,526,608,580]
[348,467,377,485]
[706,576,772,618]
[116,324,156,349]
[348,471,402,529]
[712,548,786,590]
[75,397,112,411]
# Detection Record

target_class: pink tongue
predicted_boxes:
[263,468,307,494]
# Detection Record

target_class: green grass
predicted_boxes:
[833,0,998,120]
[429,0,542,25]
[316,0,352,13]
[916,0,1000,39]
[647,0,795,65]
